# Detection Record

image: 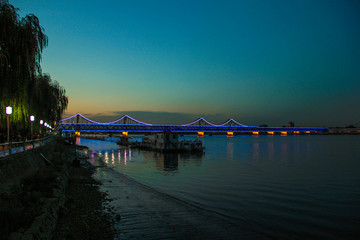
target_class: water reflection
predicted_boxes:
[124,148,128,164]
[227,142,233,160]
[89,150,96,165]
[268,141,274,161]
[104,151,108,163]
[253,142,259,163]
[81,135,316,174]
[80,138,205,175]
[156,153,179,172]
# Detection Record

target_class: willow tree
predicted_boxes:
[0,0,68,138]
[32,74,68,125]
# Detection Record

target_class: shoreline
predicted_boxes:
[89,147,266,239]
[0,138,115,240]
[52,154,115,240]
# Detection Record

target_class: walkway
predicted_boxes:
[0,137,52,158]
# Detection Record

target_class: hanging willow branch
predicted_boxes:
[0,0,68,132]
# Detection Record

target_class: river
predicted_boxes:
[79,135,360,239]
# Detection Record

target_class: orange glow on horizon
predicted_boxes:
[268,132,274,135]
[281,132,287,136]
[197,132,204,137]
[227,132,234,137]
[122,132,128,137]
[253,132,259,135]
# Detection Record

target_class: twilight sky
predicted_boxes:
[12,0,360,126]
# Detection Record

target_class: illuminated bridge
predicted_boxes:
[56,113,328,135]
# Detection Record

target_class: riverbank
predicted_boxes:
[0,137,114,240]
[52,158,115,240]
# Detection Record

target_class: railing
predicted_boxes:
[0,136,53,158]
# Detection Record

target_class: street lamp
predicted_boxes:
[6,106,12,143]
[40,120,43,138]
[30,115,35,140]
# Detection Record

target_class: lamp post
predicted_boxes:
[40,120,43,138]
[6,106,12,143]
[30,115,35,140]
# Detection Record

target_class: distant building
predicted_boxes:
[143,132,179,150]
[287,122,294,127]
[141,133,204,152]
[328,128,360,134]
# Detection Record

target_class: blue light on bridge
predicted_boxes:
[57,113,328,134]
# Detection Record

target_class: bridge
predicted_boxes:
[56,113,328,135]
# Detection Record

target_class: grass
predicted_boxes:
[0,165,61,238]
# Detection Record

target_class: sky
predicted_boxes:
[11,0,360,127]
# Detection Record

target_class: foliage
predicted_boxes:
[0,0,68,134]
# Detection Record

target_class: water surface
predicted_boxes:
[80,135,360,239]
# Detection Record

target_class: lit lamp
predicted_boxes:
[6,106,12,143]
[40,120,43,137]
[30,115,35,140]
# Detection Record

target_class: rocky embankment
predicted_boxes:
[0,137,114,240]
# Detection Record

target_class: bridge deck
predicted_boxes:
[56,123,327,133]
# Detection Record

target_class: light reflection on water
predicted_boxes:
[79,135,360,239]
